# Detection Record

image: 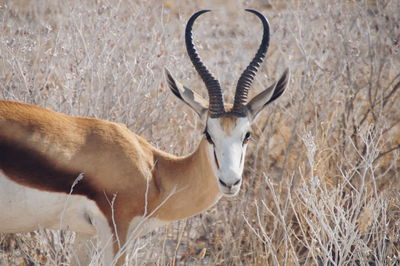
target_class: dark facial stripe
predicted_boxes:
[0,138,98,200]
[213,150,219,169]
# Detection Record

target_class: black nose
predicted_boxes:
[219,178,228,187]
[219,178,241,188]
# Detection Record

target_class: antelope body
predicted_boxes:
[0,10,288,265]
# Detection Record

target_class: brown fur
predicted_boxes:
[0,100,220,263]
[219,115,238,135]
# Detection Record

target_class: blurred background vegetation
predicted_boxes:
[0,0,399,265]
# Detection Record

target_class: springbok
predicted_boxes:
[0,9,288,265]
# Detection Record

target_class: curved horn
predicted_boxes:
[185,10,225,118]
[232,9,270,117]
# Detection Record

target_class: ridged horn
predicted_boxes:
[185,10,225,118]
[232,9,270,117]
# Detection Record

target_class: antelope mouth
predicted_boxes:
[218,184,241,197]
[221,189,240,197]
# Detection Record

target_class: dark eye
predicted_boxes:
[243,132,251,144]
[205,131,214,145]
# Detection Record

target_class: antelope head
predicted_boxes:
[166,9,289,196]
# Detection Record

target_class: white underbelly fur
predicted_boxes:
[0,170,103,234]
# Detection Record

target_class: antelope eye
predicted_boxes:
[205,131,214,145]
[243,132,251,144]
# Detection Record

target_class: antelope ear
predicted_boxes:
[165,69,208,120]
[247,69,289,120]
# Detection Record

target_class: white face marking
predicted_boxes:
[206,117,251,196]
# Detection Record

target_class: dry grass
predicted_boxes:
[1,0,399,265]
